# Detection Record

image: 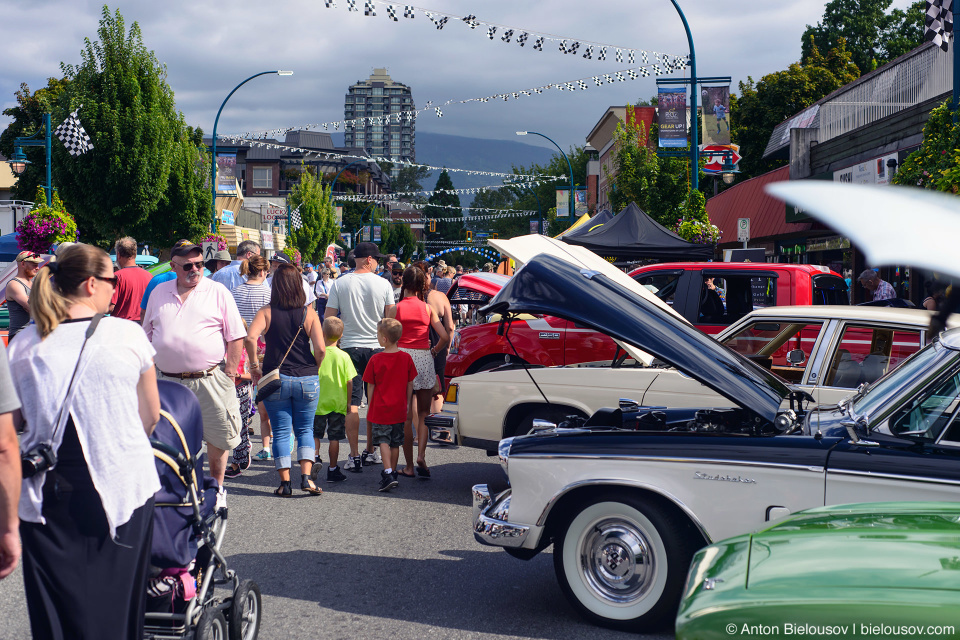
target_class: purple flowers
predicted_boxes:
[16,214,70,254]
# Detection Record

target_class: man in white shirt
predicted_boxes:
[210,240,261,291]
[303,263,318,285]
[268,253,316,307]
[325,242,395,471]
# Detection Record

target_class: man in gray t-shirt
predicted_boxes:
[325,242,395,471]
[0,344,23,578]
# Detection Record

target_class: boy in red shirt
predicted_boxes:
[362,318,417,492]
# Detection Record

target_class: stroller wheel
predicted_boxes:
[229,579,262,640]
[196,608,228,640]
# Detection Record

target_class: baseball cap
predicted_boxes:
[391,263,404,273]
[171,239,202,257]
[354,242,385,259]
[304,263,314,269]
[269,253,293,265]
[16,251,42,264]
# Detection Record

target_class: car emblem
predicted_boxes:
[694,471,757,485]
[538,332,561,340]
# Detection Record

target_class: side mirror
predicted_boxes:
[841,417,879,447]
[786,349,806,365]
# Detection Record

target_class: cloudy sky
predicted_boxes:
[2,0,918,158]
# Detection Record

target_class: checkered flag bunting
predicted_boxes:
[583,45,594,59]
[462,14,479,28]
[386,3,397,19]
[324,0,335,6]
[435,107,443,117]
[533,37,544,51]
[403,5,415,18]
[487,26,497,39]
[639,68,650,78]
[615,72,625,82]
[577,80,588,90]
[364,1,375,16]
[290,207,303,231]
[517,32,528,46]
[598,47,607,61]
[347,0,357,11]
[616,49,623,63]
[926,0,954,51]
[627,70,639,80]
[501,29,514,43]
[54,109,94,157]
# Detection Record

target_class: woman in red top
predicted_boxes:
[386,266,448,477]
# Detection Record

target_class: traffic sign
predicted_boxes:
[737,218,750,242]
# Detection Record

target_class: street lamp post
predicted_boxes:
[7,113,52,206]
[669,0,699,192]
[210,70,293,232]
[517,131,574,220]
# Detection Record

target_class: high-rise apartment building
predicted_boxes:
[344,68,415,178]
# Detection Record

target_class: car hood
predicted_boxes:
[452,273,510,298]
[746,502,960,592]
[483,253,792,423]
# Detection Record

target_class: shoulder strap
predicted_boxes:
[51,314,104,443]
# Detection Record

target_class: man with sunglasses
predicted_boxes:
[142,240,246,490]
[5,251,42,342]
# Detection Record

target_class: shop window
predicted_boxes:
[823,324,922,389]
[252,167,272,189]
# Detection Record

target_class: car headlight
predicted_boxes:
[449,330,461,354]
[444,383,459,404]
[498,437,514,478]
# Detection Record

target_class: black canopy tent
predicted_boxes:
[560,209,614,239]
[563,202,714,261]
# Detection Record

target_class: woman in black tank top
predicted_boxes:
[244,263,326,496]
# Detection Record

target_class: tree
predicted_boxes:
[391,165,432,198]
[0,79,71,202]
[733,40,860,180]
[893,99,960,192]
[53,6,210,246]
[800,0,924,74]
[423,170,462,241]
[288,166,339,263]
[378,219,420,262]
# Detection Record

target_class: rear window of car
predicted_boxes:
[824,324,924,389]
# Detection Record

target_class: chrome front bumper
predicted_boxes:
[472,484,530,548]
[426,412,458,446]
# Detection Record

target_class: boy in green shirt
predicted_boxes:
[311,317,358,483]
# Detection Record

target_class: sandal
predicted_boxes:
[397,466,416,478]
[275,480,292,497]
[416,461,431,479]
[300,475,323,495]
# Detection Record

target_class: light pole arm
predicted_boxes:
[210,70,290,232]
[527,131,574,218]
[331,159,368,198]
[669,0,699,192]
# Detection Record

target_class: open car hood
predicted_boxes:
[483,253,793,423]
[489,235,693,366]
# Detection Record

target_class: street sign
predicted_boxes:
[474,232,489,238]
[262,207,285,222]
[701,144,742,173]
[201,242,217,262]
[737,218,750,242]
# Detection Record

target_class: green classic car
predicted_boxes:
[676,502,960,639]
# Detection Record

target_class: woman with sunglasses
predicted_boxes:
[7,243,161,639]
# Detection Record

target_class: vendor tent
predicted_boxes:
[0,233,20,262]
[563,202,714,261]
[560,209,613,239]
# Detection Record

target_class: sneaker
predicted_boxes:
[327,466,347,483]
[391,470,399,483]
[360,449,381,466]
[215,487,228,512]
[224,465,243,479]
[344,455,363,473]
[309,462,323,482]
[378,470,399,492]
[254,449,273,460]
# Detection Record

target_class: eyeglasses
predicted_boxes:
[176,260,204,272]
[94,275,119,288]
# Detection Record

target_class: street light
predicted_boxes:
[7,113,52,206]
[517,131,574,220]
[210,70,293,232]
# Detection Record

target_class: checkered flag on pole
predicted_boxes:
[290,206,303,230]
[926,0,953,51]
[533,37,544,51]
[54,108,94,156]
[386,4,397,20]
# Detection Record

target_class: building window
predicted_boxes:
[252,167,272,189]
[373,87,383,95]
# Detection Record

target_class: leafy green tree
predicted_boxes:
[423,170,462,241]
[733,40,859,180]
[0,79,71,202]
[893,99,960,192]
[288,166,339,263]
[378,219,420,262]
[53,6,210,246]
[391,165,432,198]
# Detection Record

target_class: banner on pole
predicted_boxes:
[556,188,570,218]
[216,154,237,193]
[335,205,343,228]
[530,220,540,234]
[657,87,687,148]
[373,225,382,242]
[700,86,731,146]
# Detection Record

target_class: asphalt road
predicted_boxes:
[0,420,673,640]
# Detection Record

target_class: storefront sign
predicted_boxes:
[261,231,274,250]
[262,207,286,222]
[658,87,687,148]
[220,209,235,226]
[805,236,850,253]
[834,152,899,185]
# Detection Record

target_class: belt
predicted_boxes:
[160,365,219,379]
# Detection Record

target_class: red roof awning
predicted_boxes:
[706,166,815,243]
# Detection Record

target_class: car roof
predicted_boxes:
[739,305,959,328]
[629,262,840,275]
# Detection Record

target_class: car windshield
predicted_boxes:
[852,341,942,417]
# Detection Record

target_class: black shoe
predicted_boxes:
[224,465,242,479]
[346,455,363,473]
[327,466,347,483]
[391,470,399,483]
[300,475,323,495]
[378,470,399,492]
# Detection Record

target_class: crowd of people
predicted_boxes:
[0,236,471,638]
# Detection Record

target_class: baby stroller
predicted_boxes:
[144,380,262,640]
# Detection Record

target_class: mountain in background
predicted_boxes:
[332,132,556,193]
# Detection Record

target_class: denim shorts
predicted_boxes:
[370,422,404,448]
[313,412,346,440]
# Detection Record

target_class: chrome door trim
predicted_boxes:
[511,452,825,474]
[828,468,960,487]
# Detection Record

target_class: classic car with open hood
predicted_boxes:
[472,252,960,632]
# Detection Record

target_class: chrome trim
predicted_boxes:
[511,452,825,474]
[498,437,514,476]
[534,478,713,544]
[828,469,960,487]
[472,485,531,548]
[426,413,458,446]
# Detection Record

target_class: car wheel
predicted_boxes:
[553,497,695,631]
[196,608,228,640]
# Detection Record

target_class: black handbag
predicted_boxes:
[255,310,305,404]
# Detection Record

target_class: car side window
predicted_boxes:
[891,372,960,441]
[721,320,824,383]
[633,272,681,306]
[823,325,923,389]
[698,274,777,326]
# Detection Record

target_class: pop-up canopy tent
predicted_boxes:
[559,209,614,240]
[562,202,714,261]
[0,233,20,263]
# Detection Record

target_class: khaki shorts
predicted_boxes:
[160,368,242,450]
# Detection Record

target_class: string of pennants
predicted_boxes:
[361,180,564,198]
[338,196,538,217]
[217,135,558,180]
[424,239,503,246]
[229,57,687,141]
[322,1,675,68]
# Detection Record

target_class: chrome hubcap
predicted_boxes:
[241,591,259,639]
[580,518,654,604]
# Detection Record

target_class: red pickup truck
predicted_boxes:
[444,262,847,386]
